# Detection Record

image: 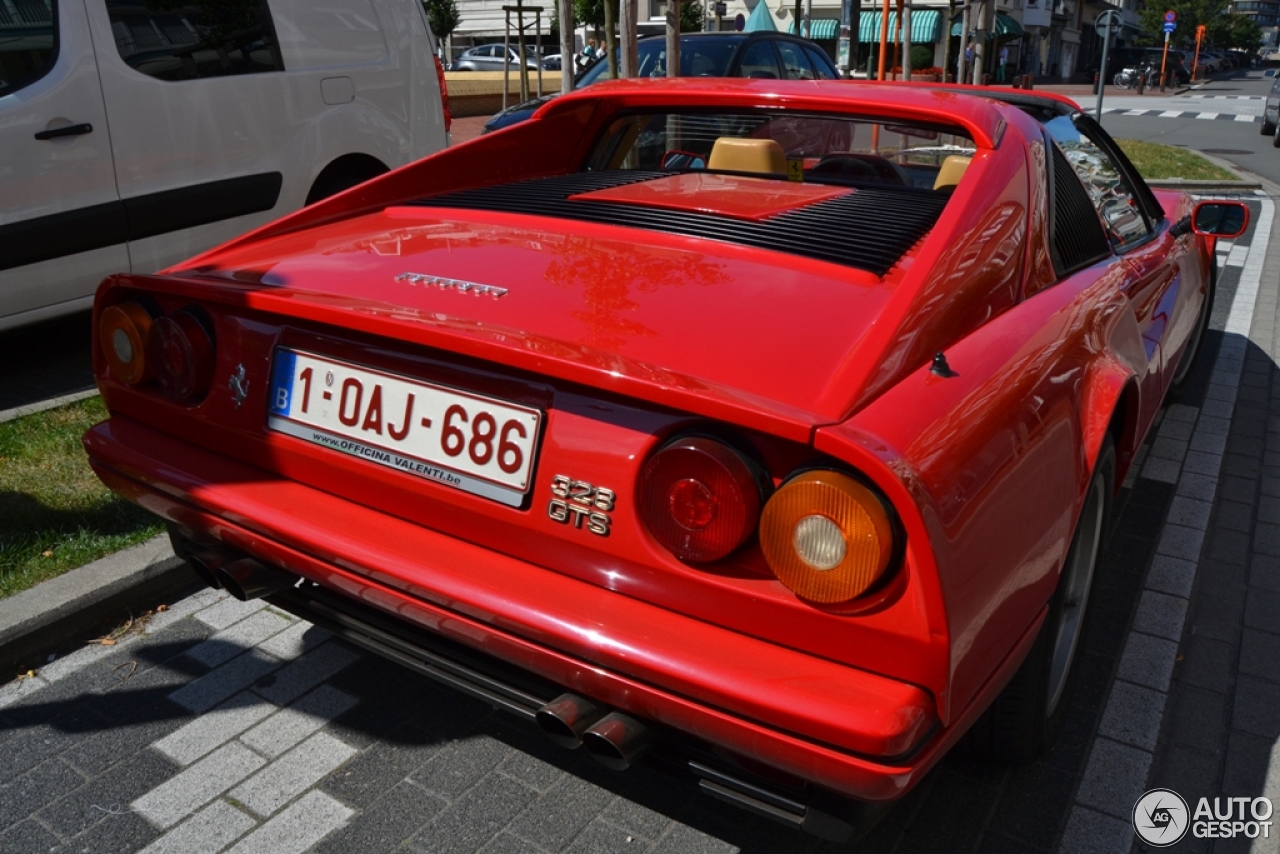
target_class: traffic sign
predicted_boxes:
[1165,10,1176,22]
[1163,21,1176,32]
[1094,9,1123,37]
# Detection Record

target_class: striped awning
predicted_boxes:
[786,18,839,39]
[857,10,944,43]
[950,12,1025,37]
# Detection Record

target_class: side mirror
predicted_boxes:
[1192,200,1249,238]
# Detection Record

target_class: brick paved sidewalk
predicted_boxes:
[1056,191,1280,853]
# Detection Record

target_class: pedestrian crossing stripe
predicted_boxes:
[1099,108,1260,122]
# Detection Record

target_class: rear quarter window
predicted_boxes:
[105,0,284,81]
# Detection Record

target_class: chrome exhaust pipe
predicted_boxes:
[167,525,227,590]
[581,711,654,770]
[214,558,298,601]
[536,693,607,749]
[186,550,228,590]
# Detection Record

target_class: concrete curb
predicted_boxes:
[1147,178,1265,192]
[0,534,201,672]
[0,388,99,424]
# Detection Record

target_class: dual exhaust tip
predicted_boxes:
[536,693,654,771]
[169,527,298,602]
[169,528,652,769]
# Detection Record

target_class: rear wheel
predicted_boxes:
[965,438,1114,764]
[305,155,389,206]
[1260,114,1275,135]
[1273,121,1280,148]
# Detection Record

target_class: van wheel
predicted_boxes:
[965,437,1114,764]
[305,155,389,205]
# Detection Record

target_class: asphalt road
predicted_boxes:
[1099,67,1280,186]
[2,87,1278,853]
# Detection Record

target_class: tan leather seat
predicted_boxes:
[933,155,972,190]
[707,138,786,175]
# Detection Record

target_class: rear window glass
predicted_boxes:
[0,0,56,97]
[106,0,283,81]
[585,110,977,191]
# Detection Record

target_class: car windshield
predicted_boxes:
[584,110,976,190]
[577,38,740,87]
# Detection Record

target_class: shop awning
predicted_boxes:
[856,10,944,43]
[787,18,839,39]
[950,12,1025,37]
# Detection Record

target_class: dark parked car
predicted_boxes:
[1261,69,1280,143]
[482,31,840,132]
[1106,47,1191,86]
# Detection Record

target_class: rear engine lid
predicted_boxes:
[179,179,928,431]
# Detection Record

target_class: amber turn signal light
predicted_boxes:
[99,301,154,385]
[760,470,894,604]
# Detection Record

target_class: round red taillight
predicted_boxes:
[147,308,215,403]
[638,436,764,563]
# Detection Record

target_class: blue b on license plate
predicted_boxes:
[267,349,541,507]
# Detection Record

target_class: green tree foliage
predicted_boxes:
[1135,0,1259,50]
[680,0,704,32]
[424,0,461,40]
[575,0,617,29]
[1212,13,1262,51]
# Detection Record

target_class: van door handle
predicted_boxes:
[35,123,93,141]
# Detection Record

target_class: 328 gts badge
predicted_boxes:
[548,475,613,536]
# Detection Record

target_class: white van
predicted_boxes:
[0,0,450,331]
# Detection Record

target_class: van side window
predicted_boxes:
[0,0,56,97]
[105,0,284,81]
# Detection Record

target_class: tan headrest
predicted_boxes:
[933,155,973,190]
[708,138,786,175]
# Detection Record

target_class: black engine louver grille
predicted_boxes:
[414,171,949,277]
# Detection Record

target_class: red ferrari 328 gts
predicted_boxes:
[84,80,1247,841]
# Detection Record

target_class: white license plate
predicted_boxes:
[267,349,541,507]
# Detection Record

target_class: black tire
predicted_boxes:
[965,437,1114,764]
[1273,121,1280,148]
[1260,117,1275,136]
[305,157,389,206]
[1166,257,1216,400]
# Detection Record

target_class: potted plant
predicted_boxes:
[911,66,944,82]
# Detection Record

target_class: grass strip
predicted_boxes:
[1117,139,1238,182]
[0,396,162,598]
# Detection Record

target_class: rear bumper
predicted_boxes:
[87,415,948,803]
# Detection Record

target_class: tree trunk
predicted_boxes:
[620,0,638,77]
[605,0,618,78]
[560,0,574,92]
